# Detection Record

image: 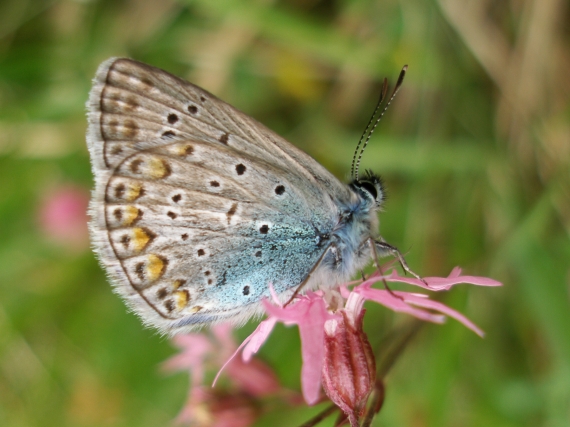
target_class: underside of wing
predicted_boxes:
[86,58,346,333]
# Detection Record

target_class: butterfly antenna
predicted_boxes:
[353,65,408,181]
[351,78,388,180]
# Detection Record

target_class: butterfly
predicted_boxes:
[86,58,418,334]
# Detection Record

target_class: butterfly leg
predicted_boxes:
[373,239,428,286]
[367,239,405,299]
[283,242,337,306]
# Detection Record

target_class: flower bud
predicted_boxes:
[322,309,376,426]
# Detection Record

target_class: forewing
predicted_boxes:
[87,58,347,333]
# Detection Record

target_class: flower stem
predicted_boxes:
[376,319,424,378]
[297,404,338,427]
[361,381,385,427]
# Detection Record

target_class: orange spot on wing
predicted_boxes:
[146,254,167,281]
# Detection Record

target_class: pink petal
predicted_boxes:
[226,357,281,397]
[296,297,331,405]
[163,334,213,386]
[401,293,485,336]
[380,268,502,291]
[165,334,213,369]
[218,295,333,404]
[355,287,446,324]
[214,317,277,386]
[242,318,278,361]
[261,292,321,324]
[262,294,337,404]
[211,323,238,358]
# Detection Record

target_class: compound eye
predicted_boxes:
[358,181,378,201]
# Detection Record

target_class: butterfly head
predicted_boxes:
[349,170,385,208]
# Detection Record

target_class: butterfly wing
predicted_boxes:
[87,58,351,333]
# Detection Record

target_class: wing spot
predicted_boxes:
[259,224,269,234]
[108,119,119,131]
[167,211,177,219]
[131,227,156,252]
[114,184,125,199]
[219,133,229,144]
[200,96,206,102]
[140,76,154,88]
[120,234,130,249]
[255,251,262,257]
[210,180,220,187]
[157,288,168,299]
[123,120,138,138]
[173,279,186,289]
[130,158,143,173]
[111,146,123,155]
[111,182,144,202]
[167,113,179,124]
[137,186,145,199]
[162,130,176,138]
[146,254,168,281]
[188,105,198,114]
[172,194,182,202]
[275,185,285,195]
[146,157,171,179]
[197,249,205,256]
[112,182,144,201]
[175,289,190,310]
[181,233,189,240]
[164,300,175,312]
[208,279,213,285]
[226,202,238,225]
[114,206,142,227]
[235,164,246,175]
[178,144,194,156]
[135,262,145,281]
[243,285,250,296]
[205,271,211,276]
[122,96,139,112]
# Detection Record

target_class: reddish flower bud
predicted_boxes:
[322,308,376,426]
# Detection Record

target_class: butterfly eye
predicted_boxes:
[358,181,378,200]
[350,171,385,206]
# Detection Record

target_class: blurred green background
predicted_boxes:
[1,0,569,426]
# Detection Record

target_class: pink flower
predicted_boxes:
[164,324,281,425]
[231,292,337,405]
[38,185,90,250]
[166,267,501,426]
[163,332,214,388]
[227,267,501,411]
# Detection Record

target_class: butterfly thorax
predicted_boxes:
[318,172,384,283]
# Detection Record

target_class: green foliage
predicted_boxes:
[0,0,568,426]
